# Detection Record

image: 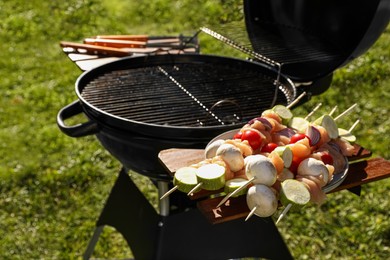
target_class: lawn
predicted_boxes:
[0,0,389,259]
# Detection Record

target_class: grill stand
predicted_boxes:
[83,167,293,260]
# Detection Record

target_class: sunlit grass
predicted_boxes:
[0,0,389,259]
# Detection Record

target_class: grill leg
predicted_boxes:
[83,167,160,260]
[83,226,104,260]
[82,167,292,259]
[157,181,170,216]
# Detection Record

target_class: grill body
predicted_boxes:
[58,54,296,180]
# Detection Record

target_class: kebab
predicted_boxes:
[160,99,357,223]
[220,103,356,220]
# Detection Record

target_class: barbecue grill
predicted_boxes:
[57,0,390,259]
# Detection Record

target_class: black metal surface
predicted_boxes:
[95,124,207,180]
[94,168,293,260]
[58,54,296,179]
[83,64,279,126]
[244,0,390,82]
[75,54,296,140]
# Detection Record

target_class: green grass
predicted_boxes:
[0,0,389,259]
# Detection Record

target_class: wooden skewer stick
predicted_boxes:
[286,91,307,109]
[216,177,255,208]
[159,185,178,200]
[334,103,357,121]
[304,103,322,120]
[187,182,203,196]
[349,119,360,133]
[276,203,292,225]
[245,206,258,221]
[329,105,338,116]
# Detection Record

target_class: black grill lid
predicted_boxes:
[244,0,390,82]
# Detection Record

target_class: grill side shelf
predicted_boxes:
[158,145,390,224]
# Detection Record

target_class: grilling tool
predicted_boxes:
[60,41,133,57]
[84,37,187,48]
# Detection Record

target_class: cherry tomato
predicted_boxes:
[289,156,304,174]
[290,133,312,146]
[241,129,262,150]
[233,131,243,140]
[321,152,334,165]
[261,142,278,153]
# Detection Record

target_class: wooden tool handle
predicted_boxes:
[60,41,132,57]
[83,38,146,48]
[94,34,149,41]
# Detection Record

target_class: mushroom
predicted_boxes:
[205,139,225,159]
[297,157,329,184]
[246,184,278,219]
[216,143,244,172]
[244,154,277,186]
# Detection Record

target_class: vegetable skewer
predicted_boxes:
[329,105,338,116]
[216,177,255,208]
[349,119,360,132]
[276,204,292,225]
[334,103,357,121]
[166,97,358,223]
[304,103,322,120]
[286,92,307,109]
[160,186,178,200]
[245,206,258,221]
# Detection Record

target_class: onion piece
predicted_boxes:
[276,128,296,138]
[306,125,321,146]
[248,117,273,131]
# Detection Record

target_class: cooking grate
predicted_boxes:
[80,61,294,127]
[200,26,345,82]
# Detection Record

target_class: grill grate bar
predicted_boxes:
[81,62,293,127]
[157,66,224,125]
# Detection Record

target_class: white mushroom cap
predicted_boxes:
[205,139,225,159]
[216,143,244,172]
[246,184,278,217]
[298,158,329,184]
[245,154,277,186]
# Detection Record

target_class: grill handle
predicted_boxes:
[57,100,100,137]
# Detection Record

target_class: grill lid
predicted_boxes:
[244,0,390,82]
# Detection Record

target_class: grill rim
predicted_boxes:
[74,53,296,140]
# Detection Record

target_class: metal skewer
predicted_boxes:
[187,182,203,196]
[245,206,258,221]
[329,105,338,116]
[286,92,307,109]
[275,203,292,225]
[304,103,322,120]
[349,119,360,132]
[334,103,357,121]
[159,185,178,200]
[216,177,255,208]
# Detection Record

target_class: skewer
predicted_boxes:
[187,182,203,196]
[245,206,258,221]
[329,105,338,116]
[275,203,292,225]
[304,103,322,120]
[216,177,255,208]
[159,185,178,200]
[286,91,307,109]
[334,103,357,121]
[349,119,360,132]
